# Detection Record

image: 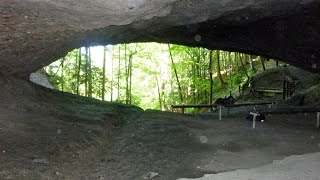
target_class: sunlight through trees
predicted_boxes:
[44,43,279,111]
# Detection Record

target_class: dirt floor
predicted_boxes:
[1,77,320,179]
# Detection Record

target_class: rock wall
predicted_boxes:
[1,0,320,77]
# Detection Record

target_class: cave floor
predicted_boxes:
[1,104,320,179]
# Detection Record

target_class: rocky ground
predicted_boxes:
[1,75,320,179]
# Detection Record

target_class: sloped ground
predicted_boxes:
[239,66,320,105]
[0,76,143,179]
[1,76,320,179]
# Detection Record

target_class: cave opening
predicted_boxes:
[2,1,320,179]
[35,43,286,111]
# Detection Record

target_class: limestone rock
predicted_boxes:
[29,70,55,89]
[1,0,319,77]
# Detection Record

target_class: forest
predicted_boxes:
[44,43,276,112]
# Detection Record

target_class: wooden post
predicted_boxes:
[317,112,320,128]
[219,106,222,120]
[182,108,185,114]
[250,112,259,129]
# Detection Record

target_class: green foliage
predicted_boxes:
[45,43,261,112]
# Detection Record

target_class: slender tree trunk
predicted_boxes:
[192,57,196,104]
[88,47,92,98]
[249,55,256,72]
[209,50,213,104]
[235,52,239,73]
[201,49,207,101]
[110,47,114,102]
[239,53,250,79]
[125,44,129,104]
[102,46,106,101]
[117,45,121,102]
[196,48,201,102]
[128,43,137,104]
[76,48,81,95]
[168,44,183,103]
[222,51,228,77]
[61,57,65,91]
[155,76,162,110]
[228,51,233,94]
[128,54,133,105]
[216,50,225,87]
[85,47,88,96]
[261,56,267,71]
[161,82,166,111]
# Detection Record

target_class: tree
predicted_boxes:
[155,76,162,109]
[168,44,183,104]
[84,47,88,96]
[239,53,250,79]
[102,46,107,101]
[88,47,93,98]
[228,51,232,95]
[45,43,262,112]
[61,57,65,91]
[76,49,81,95]
[110,47,114,102]
[216,50,225,87]
[117,45,121,102]
[208,50,213,104]
[260,56,267,71]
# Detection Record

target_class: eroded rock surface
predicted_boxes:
[30,69,55,89]
[1,0,320,77]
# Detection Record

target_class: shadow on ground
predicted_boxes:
[0,77,320,179]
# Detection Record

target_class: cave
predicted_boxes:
[1,0,320,179]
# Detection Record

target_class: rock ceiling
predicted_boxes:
[1,0,319,77]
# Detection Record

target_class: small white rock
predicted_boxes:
[142,172,158,179]
[32,159,49,164]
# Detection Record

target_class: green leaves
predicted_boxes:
[45,43,260,112]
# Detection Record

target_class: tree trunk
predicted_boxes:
[239,53,250,79]
[128,54,133,105]
[161,82,166,111]
[235,52,239,73]
[110,47,114,102]
[228,51,232,94]
[168,44,183,103]
[117,45,121,102]
[209,50,213,104]
[155,76,162,110]
[76,48,81,95]
[124,44,129,104]
[61,57,65,91]
[192,56,196,104]
[88,47,92,98]
[216,50,225,87]
[249,54,256,72]
[261,56,266,71]
[102,46,106,101]
[85,47,88,97]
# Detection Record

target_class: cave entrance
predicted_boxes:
[38,43,283,112]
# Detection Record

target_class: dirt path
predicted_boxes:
[1,106,320,180]
[88,110,320,179]
[1,78,320,179]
